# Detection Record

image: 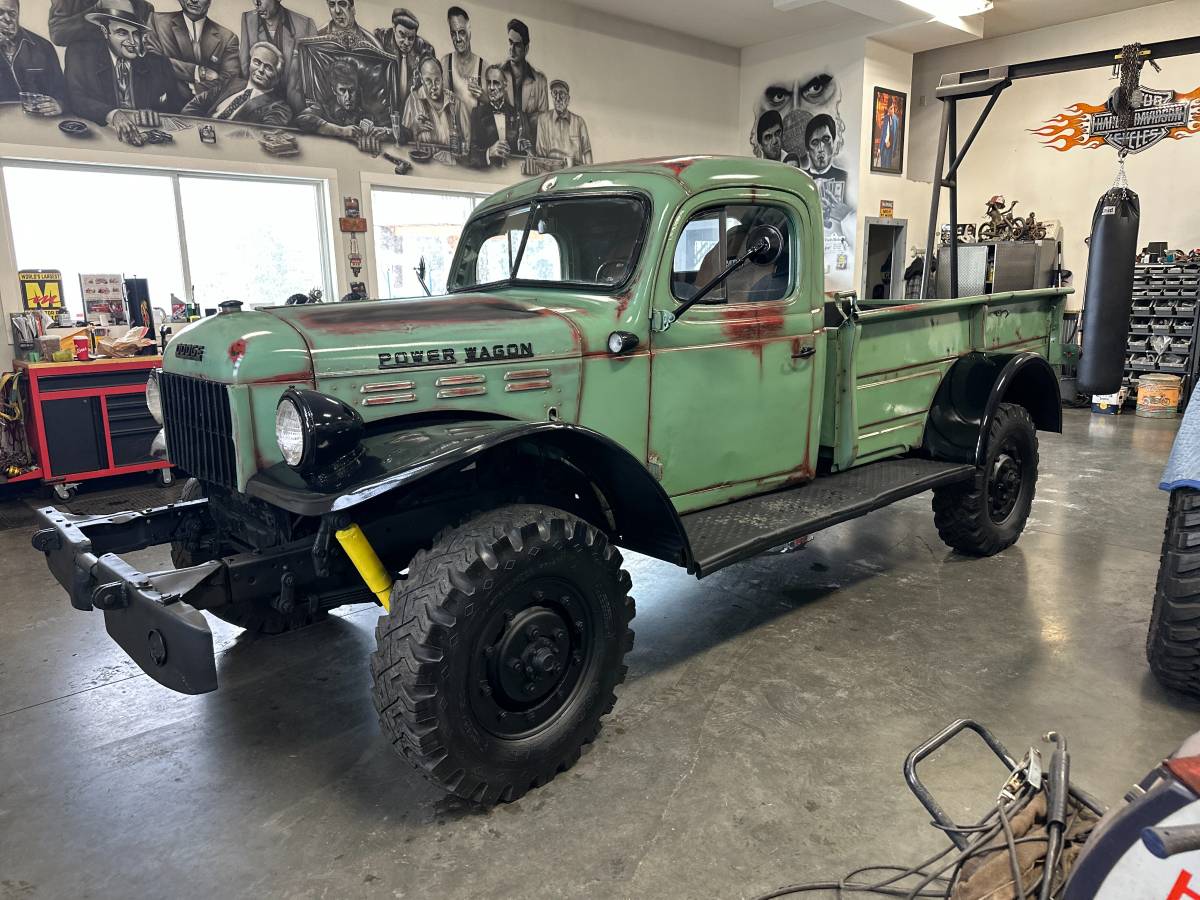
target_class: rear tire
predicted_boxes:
[370,504,635,804]
[171,478,325,635]
[1147,488,1200,697]
[933,402,1038,556]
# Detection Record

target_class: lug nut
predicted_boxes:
[554,628,566,641]
[484,645,495,657]
[527,626,541,640]
[574,619,584,632]
[509,659,522,672]
[524,683,536,694]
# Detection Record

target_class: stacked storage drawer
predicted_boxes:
[1124,261,1200,407]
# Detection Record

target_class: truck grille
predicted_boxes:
[160,372,237,490]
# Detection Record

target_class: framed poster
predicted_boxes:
[80,273,127,323]
[871,87,907,175]
[18,269,63,310]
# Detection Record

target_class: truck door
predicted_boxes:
[648,192,822,509]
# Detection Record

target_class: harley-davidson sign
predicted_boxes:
[1033,85,1200,153]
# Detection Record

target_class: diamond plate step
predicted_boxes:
[681,457,975,576]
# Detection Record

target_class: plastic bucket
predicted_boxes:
[1136,372,1182,418]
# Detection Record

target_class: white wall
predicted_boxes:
[907,0,1200,307]
[856,39,927,291]
[0,0,742,369]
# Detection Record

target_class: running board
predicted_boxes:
[681,457,976,577]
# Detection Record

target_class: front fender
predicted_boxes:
[245,418,692,567]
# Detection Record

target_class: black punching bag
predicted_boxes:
[1078,185,1140,395]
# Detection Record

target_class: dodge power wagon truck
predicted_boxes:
[33,156,1067,803]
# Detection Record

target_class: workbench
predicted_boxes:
[13,357,171,498]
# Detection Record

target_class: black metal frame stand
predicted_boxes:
[921,35,1200,300]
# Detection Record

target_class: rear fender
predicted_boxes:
[924,352,1061,465]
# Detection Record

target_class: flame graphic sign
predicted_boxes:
[1033,85,1200,154]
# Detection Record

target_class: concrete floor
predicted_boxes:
[1,408,1197,899]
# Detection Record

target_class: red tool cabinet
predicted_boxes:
[15,357,171,497]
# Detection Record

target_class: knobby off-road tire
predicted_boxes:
[170,478,325,635]
[1147,488,1200,697]
[371,504,635,804]
[932,402,1038,557]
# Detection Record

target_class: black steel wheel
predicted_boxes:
[371,504,635,804]
[170,478,325,635]
[933,402,1038,557]
[1148,488,1200,697]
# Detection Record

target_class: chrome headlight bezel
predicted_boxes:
[145,368,163,425]
[275,388,365,481]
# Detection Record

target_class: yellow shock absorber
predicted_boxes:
[334,523,393,611]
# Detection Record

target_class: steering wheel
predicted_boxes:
[594,260,628,285]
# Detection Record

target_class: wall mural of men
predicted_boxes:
[4,0,598,172]
[0,0,66,114]
[442,5,484,114]
[502,17,544,142]
[750,73,855,286]
[48,0,157,49]
[468,62,527,169]
[374,6,432,99]
[65,0,185,142]
[535,79,590,167]
[239,0,315,112]
[184,39,289,124]
[402,55,468,164]
[152,0,240,100]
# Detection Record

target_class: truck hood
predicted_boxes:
[262,294,583,378]
[161,294,584,384]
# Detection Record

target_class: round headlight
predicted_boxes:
[607,331,639,355]
[145,369,163,424]
[275,397,306,467]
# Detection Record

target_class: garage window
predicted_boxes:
[672,204,793,304]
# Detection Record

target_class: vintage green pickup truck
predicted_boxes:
[33,156,1067,803]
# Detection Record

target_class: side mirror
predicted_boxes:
[414,256,432,297]
[746,224,784,265]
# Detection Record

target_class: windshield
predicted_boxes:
[447,195,647,292]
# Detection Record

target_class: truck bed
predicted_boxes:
[681,457,974,576]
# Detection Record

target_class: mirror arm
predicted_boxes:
[671,237,769,323]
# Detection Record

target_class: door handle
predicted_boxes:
[792,346,816,360]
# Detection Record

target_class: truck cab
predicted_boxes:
[33,155,1068,805]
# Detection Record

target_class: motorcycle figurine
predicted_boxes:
[979,195,1026,242]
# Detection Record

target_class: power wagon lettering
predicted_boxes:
[378,343,535,369]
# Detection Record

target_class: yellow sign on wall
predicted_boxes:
[18,269,64,311]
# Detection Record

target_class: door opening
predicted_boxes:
[861,217,907,301]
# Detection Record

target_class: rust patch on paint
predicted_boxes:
[228,338,247,361]
[614,291,632,317]
[719,307,785,342]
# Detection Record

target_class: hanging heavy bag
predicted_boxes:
[1077,183,1140,396]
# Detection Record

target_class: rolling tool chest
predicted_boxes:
[1124,262,1200,407]
[15,357,170,498]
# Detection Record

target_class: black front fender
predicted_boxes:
[246,419,692,567]
[925,352,1062,465]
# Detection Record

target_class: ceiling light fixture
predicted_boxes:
[901,0,993,18]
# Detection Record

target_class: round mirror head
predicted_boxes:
[746,224,784,265]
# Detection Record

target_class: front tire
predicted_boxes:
[1147,488,1200,696]
[933,402,1038,556]
[370,504,635,804]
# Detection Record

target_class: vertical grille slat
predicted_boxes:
[160,372,236,490]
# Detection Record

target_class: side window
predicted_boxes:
[671,204,793,304]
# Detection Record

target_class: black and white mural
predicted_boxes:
[749,73,856,283]
[0,0,593,173]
